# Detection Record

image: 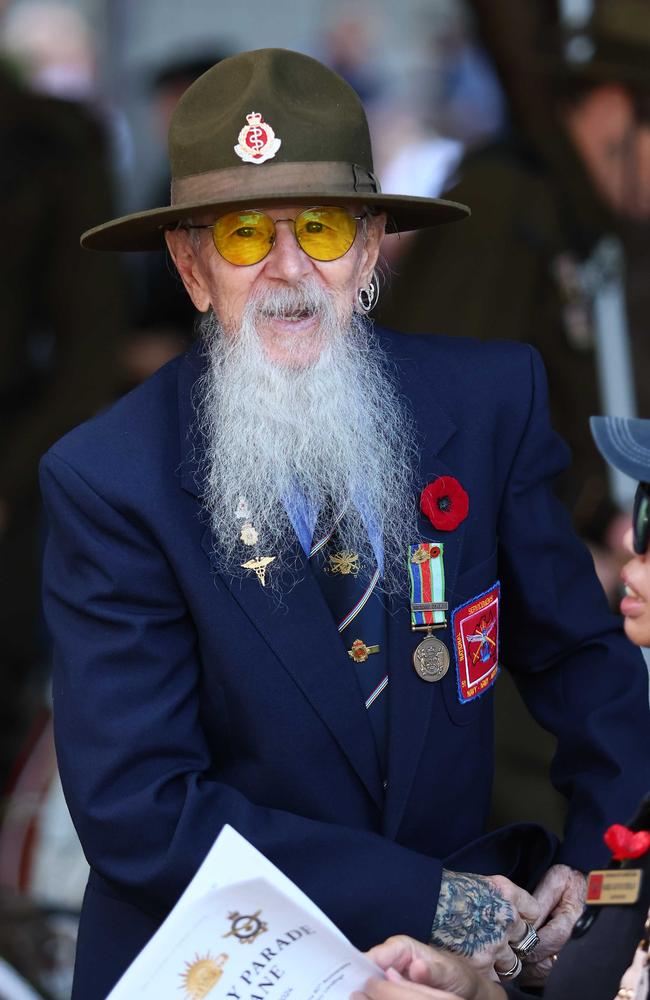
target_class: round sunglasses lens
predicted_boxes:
[295,207,357,261]
[634,488,650,554]
[213,211,274,265]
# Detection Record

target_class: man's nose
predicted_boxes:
[263,219,312,282]
[623,526,635,556]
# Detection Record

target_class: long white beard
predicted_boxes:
[193,280,418,593]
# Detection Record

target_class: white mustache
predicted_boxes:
[250,281,335,321]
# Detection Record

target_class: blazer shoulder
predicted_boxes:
[377,325,541,396]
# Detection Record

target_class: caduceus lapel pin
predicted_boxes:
[241,556,276,587]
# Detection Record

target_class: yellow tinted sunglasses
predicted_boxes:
[183,206,363,266]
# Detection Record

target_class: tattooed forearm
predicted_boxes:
[430,869,515,958]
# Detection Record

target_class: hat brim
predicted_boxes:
[590,416,650,483]
[80,192,470,252]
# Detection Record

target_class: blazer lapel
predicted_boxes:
[177,347,383,808]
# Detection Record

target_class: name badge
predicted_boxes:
[586,869,643,906]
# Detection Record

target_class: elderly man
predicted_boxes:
[39,49,650,999]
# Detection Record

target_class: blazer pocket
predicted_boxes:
[443,546,499,726]
[449,547,498,604]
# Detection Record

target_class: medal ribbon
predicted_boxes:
[408,543,447,629]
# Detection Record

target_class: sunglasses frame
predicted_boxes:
[177,206,366,266]
[632,481,650,555]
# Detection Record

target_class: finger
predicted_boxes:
[407,957,436,986]
[353,978,460,999]
[366,937,422,973]
[509,917,541,959]
[532,865,572,925]
[545,875,587,925]
[405,951,475,992]
[506,910,529,947]
[534,910,577,956]
[494,946,520,979]
[487,875,541,925]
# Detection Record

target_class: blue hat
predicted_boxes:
[590,416,650,483]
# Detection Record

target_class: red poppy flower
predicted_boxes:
[420,477,469,532]
[604,824,650,861]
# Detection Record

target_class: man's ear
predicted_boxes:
[164,229,212,312]
[358,212,387,288]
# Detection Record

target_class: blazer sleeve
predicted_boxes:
[496,346,650,872]
[40,449,441,950]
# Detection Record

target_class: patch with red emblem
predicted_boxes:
[452,582,500,703]
[234,111,281,164]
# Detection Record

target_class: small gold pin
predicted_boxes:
[240,523,259,546]
[328,551,360,575]
[348,639,380,663]
[241,556,276,587]
[410,544,429,564]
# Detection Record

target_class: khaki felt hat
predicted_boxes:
[81,47,470,252]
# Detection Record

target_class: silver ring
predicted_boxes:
[498,955,523,980]
[512,921,540,957]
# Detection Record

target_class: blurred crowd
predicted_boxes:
[0,0,648,995]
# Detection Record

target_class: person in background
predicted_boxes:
[378,0,650,558]
[355,413,650,1000]
[0,34,124,795]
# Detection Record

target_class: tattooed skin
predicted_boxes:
[430,870,515,957]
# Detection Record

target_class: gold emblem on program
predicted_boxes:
[223,909,268,944]
[180,952,228,998]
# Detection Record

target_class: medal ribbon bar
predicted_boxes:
[408,543,447,631]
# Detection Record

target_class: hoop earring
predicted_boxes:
[357,277,378,314]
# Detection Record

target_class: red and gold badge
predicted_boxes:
[348,639,380,663]
[234,111,281,164]
[452,582,500,703]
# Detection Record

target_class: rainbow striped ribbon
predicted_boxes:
[408,543,447,629]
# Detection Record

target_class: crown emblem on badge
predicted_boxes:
[234,111,281,164]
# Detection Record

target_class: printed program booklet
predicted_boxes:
[107,825,384,999]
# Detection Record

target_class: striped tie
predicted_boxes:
[309,508,388,775]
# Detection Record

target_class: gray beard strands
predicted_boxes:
[194,282,418,594]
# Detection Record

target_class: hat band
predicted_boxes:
[171,160,381,205]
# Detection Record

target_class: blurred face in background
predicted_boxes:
[564,83,650,221]
[620,511,650,646]
[633,124,650,218]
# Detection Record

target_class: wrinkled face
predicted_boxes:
[620,525,650,646]
[165,203,385,366]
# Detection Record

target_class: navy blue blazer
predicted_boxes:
[40,328,650,999]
